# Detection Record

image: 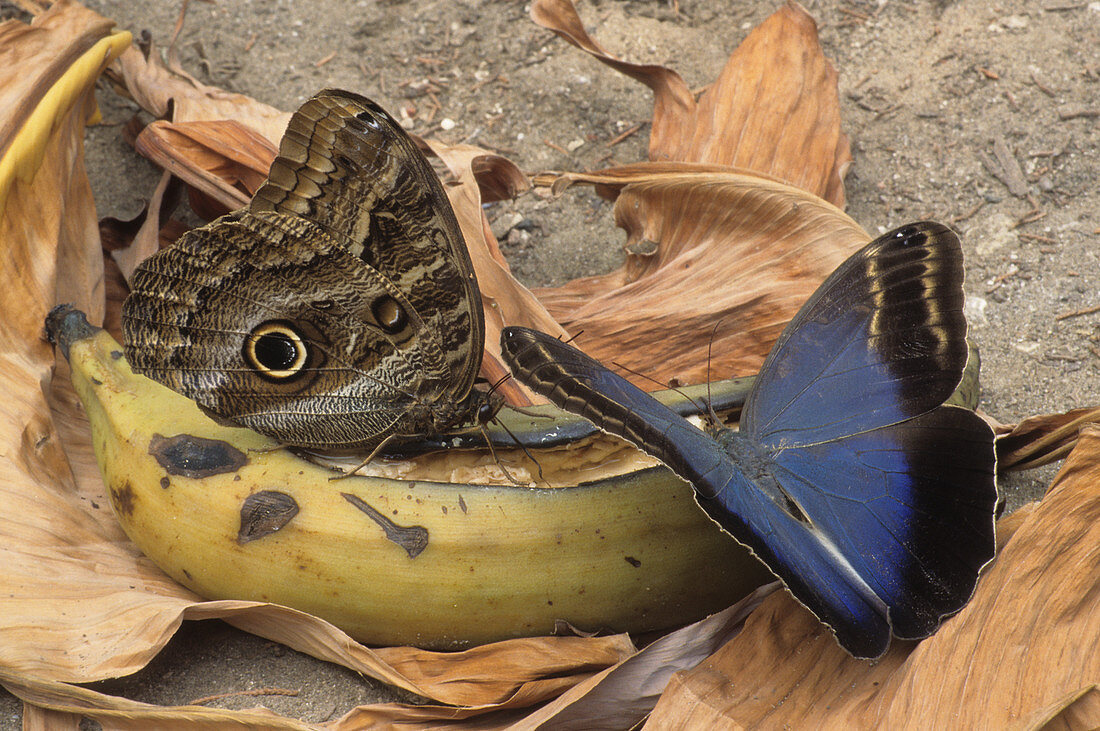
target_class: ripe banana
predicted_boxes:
[48,305,771,649]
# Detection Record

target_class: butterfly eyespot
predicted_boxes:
[371,296,408,334]
[244,322,308,380]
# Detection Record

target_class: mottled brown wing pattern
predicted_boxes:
[122,89,489,452]
[251,90,483,394]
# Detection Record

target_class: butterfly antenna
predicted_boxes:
[478,421,531,486]
[705,319,725,429]
[487,372,511,395]
[610,361,708,416]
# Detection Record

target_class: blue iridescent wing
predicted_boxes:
[698,405,995,658]
[742,222,970,448]
[501,223,999,658]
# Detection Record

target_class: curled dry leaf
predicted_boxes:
[133,119,276,214]
[104,20,290,228]
[508,584,777,731]
[315,588,777,730]
[994,405,1100,472]
[527,0,858,385]
[105,171,179,283]
[107,42,291,142]
[531,0,850,207]
[529,0,695,163]
[535,169,870,386]
[0,1,117,161]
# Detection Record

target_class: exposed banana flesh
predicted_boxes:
[47,305,771,649]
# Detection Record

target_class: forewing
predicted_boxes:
[742,222,968,448]
[251,88,483,401]
[500,327,738,496]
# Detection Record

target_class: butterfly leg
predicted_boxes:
[474,422,531,486]
[488,419,547,485]
[329,434,400,480]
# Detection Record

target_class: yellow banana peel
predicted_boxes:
[51,306,769,648]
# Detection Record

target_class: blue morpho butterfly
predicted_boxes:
[500,221,998,659]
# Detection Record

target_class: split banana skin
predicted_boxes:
[47,305,776,648]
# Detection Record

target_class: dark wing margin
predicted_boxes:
[742,222,969,449]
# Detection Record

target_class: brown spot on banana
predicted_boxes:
[110,480,136,517]
[148,433,248,478]
[342,492,428,558]
[238,491,301,544]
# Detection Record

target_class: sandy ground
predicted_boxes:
[3,0,1099,725]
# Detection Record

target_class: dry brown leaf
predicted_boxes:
[995,405,1100,472]
[531,0,850,208]
[535,161,791,201]
[106,170,175,280]
[0,5,640,727]
[647,426,1100,728]
[510,584,776,730]
[319,590,775,729]
[21,703,82,731]
[0,666,318,730]
[530,0,695,164]
[108,42,291,143]
[103,21,291,226]
[0,1,117,160]
[668,1,850,207]
[1027,685,1100,731]
[14,3,1085,730]
[535,170,869,386]
[133,119,274,214]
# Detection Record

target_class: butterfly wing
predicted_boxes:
[123,211,440,450]
[252,89,484,397]
[502,221,997,657]
[123,90,485,450]
[501,327,737,493]
[724,221,996,654]
[742,222,969,448]
[753,405,996,656]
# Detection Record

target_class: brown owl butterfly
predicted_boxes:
[122,89,499,454]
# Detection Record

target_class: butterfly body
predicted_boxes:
[501,222,997,658]
[123,90,495,453]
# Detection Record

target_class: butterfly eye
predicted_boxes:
[476,401,496,425]
[244,322,309,380]
[371,296,408,334]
